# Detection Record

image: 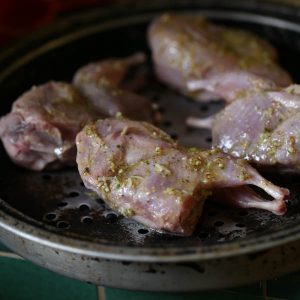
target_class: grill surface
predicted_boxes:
[1,0,300,291]
[2,84,300,249]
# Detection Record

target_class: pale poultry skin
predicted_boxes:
[76,118,288,235]
[0,54,155,171]
[148,13,291,102]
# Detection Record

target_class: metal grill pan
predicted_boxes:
[1,0,300,291]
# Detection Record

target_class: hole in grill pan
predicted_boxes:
[81,216,93,225]
[56,221,70,229]
[138,228,149,234]
[105,213,118,223]
[236,223,246,228]
[79,204,90,212]
[67,191,79,198]
[43,213,57,221]
[214,221,224,227]
[57,201,68,208]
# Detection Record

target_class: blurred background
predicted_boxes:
[0,0,299,46]
[0,0,117,46]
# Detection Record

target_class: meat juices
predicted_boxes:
[0,82,98,170]
[73,52,154,123]
[76,118,288,235]
[204,85,300,172]
[148,13,291,102]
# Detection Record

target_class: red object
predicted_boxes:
[59,0,111,11]
[0,0,59,44]
[0,0,111,46]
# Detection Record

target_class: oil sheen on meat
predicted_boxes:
[0,54,155,171]
[0,82,97,170]
[76,118,288,235]
[148,13,291,102]
[211,85,300,172]
[73,52,154,122]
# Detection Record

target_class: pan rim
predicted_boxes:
[1,198,300,262]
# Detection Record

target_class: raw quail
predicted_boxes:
[0,55,155,171]
[73,52,154,122]
[76,118,289,235]
[189,85,300,173]
[148,13,291,102]
[0,82,97,170]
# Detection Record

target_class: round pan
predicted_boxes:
[1,0,300,291]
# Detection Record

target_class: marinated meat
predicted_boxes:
[73,52,154,122]
[189,85,300,172]
[0,54,156,171]
[148,13,291,102]
[187,70,276,102]
[0,81,98,170]
[76,118,288,235]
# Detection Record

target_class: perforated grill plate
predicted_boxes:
[0,66,300,251]
[1,0,300,258]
